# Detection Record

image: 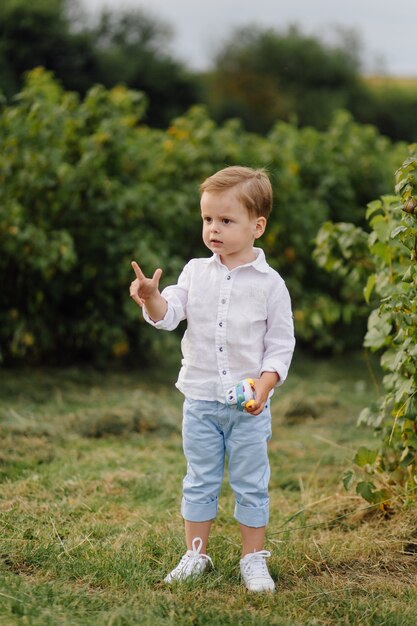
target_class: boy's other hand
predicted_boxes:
[246,372,279,416]
[245,379,269,416]
[130,261,162,307]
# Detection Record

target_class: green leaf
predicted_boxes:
[369,241,392,264]
[356,482,390,504]
[357,402,385,428]
[366,200,382,221]
[391,225,407,239]
[400,447,416,467]
[394,377,414,403]
[356,481,377,502]
[342,470,355,491]
[402,265,415,283]
[354,446,378,468]
[370,215,391,243]
[364,310,392,350]
[363,274,376,304]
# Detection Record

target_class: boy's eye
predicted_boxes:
[203,217,212,223]
[223,219,231,224]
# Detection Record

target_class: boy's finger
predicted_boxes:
[130,292,144,307]
[246,399,264,415]
[152,268,163,284]
[131,261,146,281]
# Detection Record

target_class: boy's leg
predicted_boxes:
[226,403,272,530]
[226,404,275,591]
[181,399,225,540]
[239,523,265,557]
[185,520,212,553]
[164,521,214,584]
[164,399,224,584]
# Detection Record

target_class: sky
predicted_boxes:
[82,0,417,77]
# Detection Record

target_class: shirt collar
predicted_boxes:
[209,247,270,274]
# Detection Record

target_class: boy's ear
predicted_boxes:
[254,217,267,239]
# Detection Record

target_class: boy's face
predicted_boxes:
[200,189,266,269]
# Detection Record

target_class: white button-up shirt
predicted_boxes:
[143,248,295,403]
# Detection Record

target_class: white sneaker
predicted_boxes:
[164,537,213,584]
[240,550,275,592]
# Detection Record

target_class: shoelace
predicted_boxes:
[176,537,213,576]
[241,550,271,577]
[190,536,213,567]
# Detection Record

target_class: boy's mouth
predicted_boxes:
[210,239,222,244]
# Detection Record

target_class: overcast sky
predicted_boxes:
[82,0,417,76]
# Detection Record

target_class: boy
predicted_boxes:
[130,166,295,592]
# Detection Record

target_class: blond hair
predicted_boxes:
[200,166,272,219]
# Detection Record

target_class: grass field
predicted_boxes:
[364,75,417,91]
[1,351,417,625]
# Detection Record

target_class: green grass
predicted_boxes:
[1,351,417,625]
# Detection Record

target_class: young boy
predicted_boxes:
[130,166,295,592]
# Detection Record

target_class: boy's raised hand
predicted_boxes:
[130,261,163,307]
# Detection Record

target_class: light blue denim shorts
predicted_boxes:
[181,398,272,528]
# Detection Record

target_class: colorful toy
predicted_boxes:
[225,378,256,412]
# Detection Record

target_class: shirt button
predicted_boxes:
[221,299,226,304]
[226,275,231,280]
[222,370,227,375]
[219,322,223,327]
[219,347,223,352]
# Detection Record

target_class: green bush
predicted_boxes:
[261,113,406,351]
[316,153,417,507]
[0,70,407,364]
[204,25,364,135]
[354,80,417,143]
[1,68,152,363]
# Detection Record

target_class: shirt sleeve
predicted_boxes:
[142,262,190,331]
[261,281,295,386]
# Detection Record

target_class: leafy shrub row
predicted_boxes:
[315,155,417,507]
[0,69,407,364]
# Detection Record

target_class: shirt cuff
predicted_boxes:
[261,359,289,387]
[142,300,173,329]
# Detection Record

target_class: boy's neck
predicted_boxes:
[219,248,257,270]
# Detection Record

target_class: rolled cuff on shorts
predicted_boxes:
[234,500,269,527]
[181,496,218,522]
